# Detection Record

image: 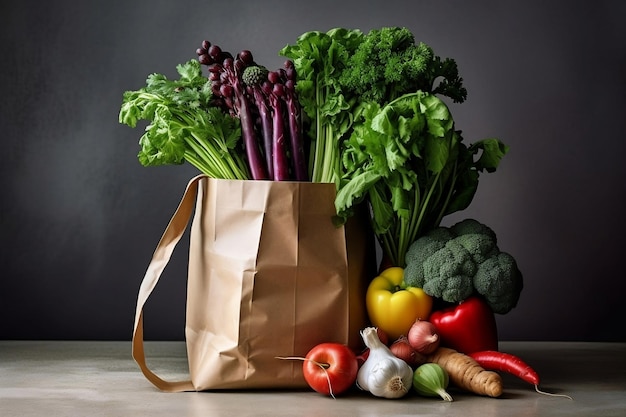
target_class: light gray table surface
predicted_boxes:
[1,340,624,416]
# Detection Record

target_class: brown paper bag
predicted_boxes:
[132,175,375,391]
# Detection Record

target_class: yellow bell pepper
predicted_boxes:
[366,266,433,340]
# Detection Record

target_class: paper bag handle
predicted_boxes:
[132,175,206,392]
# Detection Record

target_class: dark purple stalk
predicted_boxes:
[268,85,289,181]
[226,61,268,180]
[198,44,309,182]
[237,93,269,180]
[284,84,307,181]
[281,61,307,181]
[252,86,274,179]
[197,43,269,180]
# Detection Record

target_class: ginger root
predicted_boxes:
[427,347,503,398]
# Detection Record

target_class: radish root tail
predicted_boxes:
[535,384,573,400]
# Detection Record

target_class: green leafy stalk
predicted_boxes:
[280,26,469,188]
[283,27,507,267]
[280,28,364,185]
[336,91,508,267]
[119,60,250,179]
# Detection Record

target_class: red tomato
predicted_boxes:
[303,343,358,396]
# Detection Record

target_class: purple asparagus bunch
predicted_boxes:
[196,41,307,181]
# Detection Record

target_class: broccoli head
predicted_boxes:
[337,26,467,104]
[404,218,523,314]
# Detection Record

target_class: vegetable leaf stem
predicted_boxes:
[119,60,250,180]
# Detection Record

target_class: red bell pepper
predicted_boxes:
[429,296,499,354]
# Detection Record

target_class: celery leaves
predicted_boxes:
[119,60,250,179]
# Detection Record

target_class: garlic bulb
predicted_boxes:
[357,327,413,399]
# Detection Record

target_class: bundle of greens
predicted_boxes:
[279,28,364,185]
[119,59,250,179]
[336,92,508,267]
[120,45,307,181]
[120,27,509,267]
[281,27,508,267]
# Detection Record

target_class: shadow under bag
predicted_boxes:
[132,175,376,391]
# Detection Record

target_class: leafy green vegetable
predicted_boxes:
[279,28,364,185]
[280,26,470,187]
[335,91,508,267]
[282,26,508,266]
[119,59,250,179]
[120,29,509,272]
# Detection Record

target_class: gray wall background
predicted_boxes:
[2,0,625,342]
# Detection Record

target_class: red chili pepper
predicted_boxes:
[468,350,540,386]
[470,351,574,400]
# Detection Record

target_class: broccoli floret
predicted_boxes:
[451,217,497,239]
[404,218,523,314]
[403,227,455,288]
[241,65,269,87]
[474,253,523,314]
[453,219,499,264]
[337,26,467,104]
[421,239,476,303]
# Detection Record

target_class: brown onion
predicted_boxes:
[407,320,440,354]
[390,336,425,367]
